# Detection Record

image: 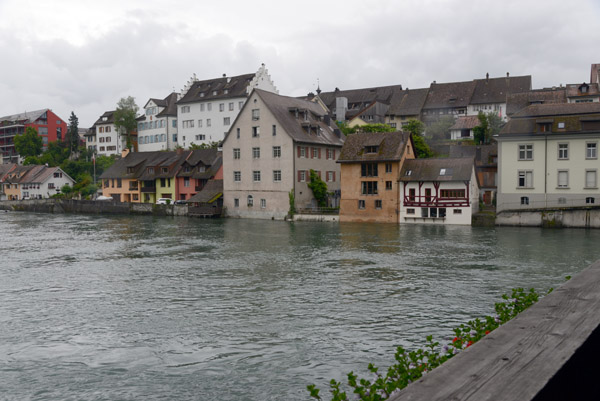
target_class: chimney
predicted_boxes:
[223,73,226,78]
[432,80,436,84]
[506,72,510,77]
[486,72,489,81]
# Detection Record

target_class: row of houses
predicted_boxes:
[0,163,75,200]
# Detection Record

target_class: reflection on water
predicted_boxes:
[1,212,599,400]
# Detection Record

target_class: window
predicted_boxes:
[421,207,428,217]
[326,171,335,182]
[558,197,567,205]
[234,171,241,182]
[386,181,392,190]
[207,103,212,111]
[361,181,378,195]
[558,143,569,160]
[587,143,597,159]
[358,200,366,209]
[198,119,203,127]
[557,170,569,188]
[406,208,415,215]
[440,168,446,176]
[361,163,378,177]
[326,149,335,160]
[133,194,139,201]
[228,102,234,111]
[48,183,55,189]
[252,109,260,120]
[252,147,260,159]
[519,144,533,160]
[239,101,244,110]
[439,208,447,218]
[518,171,533,188]
[172,120,177,128]
[299,146,306,158]
[233,148,240,159]
[219,103,225,112]
[253,170,261,182]
[184,177,190,187]
[234,198,239,207]
[181,106,190,113]
[409,188,416,201]
[453,209,462,214]
[182,120,194,129]
[375,200,382,209]
[207,119,211,127]
[273,146,281,158]
[247,195,253,207]
[586,197,595,204]
[299,170,306,182]
[252,126,259,137]
[440,189,465,198]
[273,170,281,182]
[195,135,206,141]
[557,122,565,129]
[539,123,551,132]
[405,170,412,176]
[223,117,231,126]
[117,178,122,188]
[586,170,597,188]
[365,146,378,153]
[260,199,266,208]
[173,134,177,142]
[312,148,319,158]
[200,104,205,111]
[385,163,392,173]
[521,196,529,205]
[272,125,276,136]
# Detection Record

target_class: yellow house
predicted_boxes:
[338,131,415,223]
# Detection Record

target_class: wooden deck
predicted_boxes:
[390,260,600,401]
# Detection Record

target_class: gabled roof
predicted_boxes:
[510,102,600,118]
[506,88,567,116]
[243,89,345,147]
[0,163,16,180]
[387,88,429,117]
[187,179,223,203]
[93,111,115,126]
[178,149,222,179]
[317,84,404,111]
[423,80,476,109]
[449,144,497,166]
[0,109,49,125]
[156,92,178,117]
[566,83,600,98]
[470,75,531,105]
[338,131,412,163]
[400,158,475,182]
[177,73,255,104]
[450,116,480,130]
[3,165,74,184]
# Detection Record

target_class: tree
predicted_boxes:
[113,96,139,150]
[189,141,220,149]
[354,123,395,133]
[66,112,79,157]
[14,127,43,158]
[307,169,328,207]
[404,119,432,158]
[474,112,504,144]
[426,115,455,140]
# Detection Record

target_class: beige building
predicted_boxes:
[223,89,345,219]
[338,132,415,223]
[496,103,600,211]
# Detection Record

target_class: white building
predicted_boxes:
[399,158,479,225]
[222,89,345,220]
[90,111,125,157]
[176,64,277,149]
[496,102,600,211]
[466,73,532,122]
[137,93,179,151]
[3,165,75,200]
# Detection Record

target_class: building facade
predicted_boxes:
[137,93,179,151]
[91,111,125,157]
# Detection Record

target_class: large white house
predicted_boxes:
[89,111,125,157]
[399,158,479,225]
[176,64,278,149]
[223,89,345,219]
[137,93,179,151]
[496,102,600,211]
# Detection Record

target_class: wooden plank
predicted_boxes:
[390,260,600,401]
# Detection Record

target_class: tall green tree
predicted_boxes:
[113,96,139,150]
[404,119,433,158]
[67,111,79,157]
[14,126,43,158]
[474,112,504,144]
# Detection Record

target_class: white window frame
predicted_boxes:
[558,143,569,160]
[518,170,533,188]
[587,142,598,159]
[233,171,241,182]
[518,144,533,161]
[233,148,240,159]
[252,147,260,159]
[253,170,261,182]
[585,169,597,189]
[557,170,569,188]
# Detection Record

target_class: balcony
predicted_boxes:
[141,186,156,193]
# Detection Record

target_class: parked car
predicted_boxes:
[156,198,172,205]
[96,196,113,201]
[174,200,187,205]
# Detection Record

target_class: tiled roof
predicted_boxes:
[250,89,345,147]
[93,111,115,126]
[0,163,16,180]
[387,88,429,117]
[566,83,600,98]
[177,73,255,104]
[506,88,567,116]
[450,116,480,130]
[338,131,412,162]
[448,144,497,166]
[187,179,223,203]
[423,80,476,109]
[317,84,403,111]
[470,75,531,105]
[510,102,600,118]
[156,92,178,117]
[400,158,475,182]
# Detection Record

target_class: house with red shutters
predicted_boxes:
[0,109,67,163]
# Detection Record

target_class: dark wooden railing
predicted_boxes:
[390,260,600,401]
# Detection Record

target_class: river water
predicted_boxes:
[1,212,599,401]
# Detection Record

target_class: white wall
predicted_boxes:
[138,100,178,151]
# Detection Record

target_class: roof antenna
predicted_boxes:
[316,78,321,95]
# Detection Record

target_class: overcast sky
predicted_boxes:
[1,0,599,127]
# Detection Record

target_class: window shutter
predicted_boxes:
[317,171,321,179]
[318,148,321,159]
[297,146,301,158]
[333,149,336,159]
[298,170,301,182]
[310,147,314,159]
[333,171,336,182]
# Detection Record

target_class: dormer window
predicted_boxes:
[539,123,552,132]
[161,167,168,173]
[440,168,446,176]
[557,122,565,129]
[405,170,412,176]
[224,89,229,94]
[148,167,154,174]
[365,146,378,153]
[580,83,589,93]
[199,166,206,173]
[102,117,108,122]
[200,92,205,97]
[127,167,134,173]
[213,90,218,96]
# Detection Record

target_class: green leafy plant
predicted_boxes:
[308,287,547,401]
[308,169,328,207]
[288,190,296,216]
